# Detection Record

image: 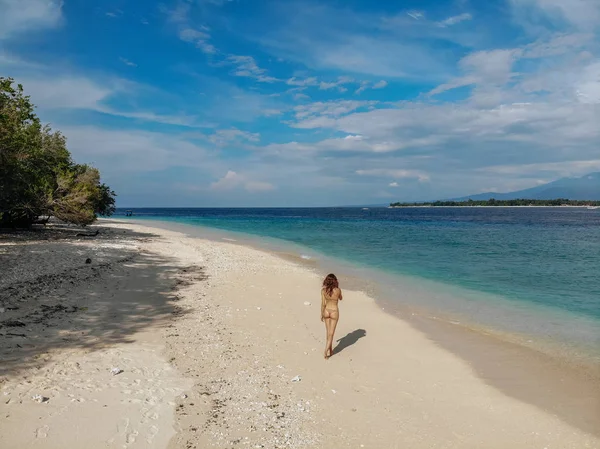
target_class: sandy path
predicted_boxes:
[2,221,599,449]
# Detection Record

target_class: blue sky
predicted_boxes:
[1,0,599,206]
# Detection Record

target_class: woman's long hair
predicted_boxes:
[322,273,339,297]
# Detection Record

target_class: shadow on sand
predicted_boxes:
[334,328,366,355]
[0,223,207,379]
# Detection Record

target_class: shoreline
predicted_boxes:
[120,218,600,437]
[118,217,600,369]
[1,220,599,448]
[124,220,600,446]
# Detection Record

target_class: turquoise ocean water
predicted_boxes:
[118,207,600,361]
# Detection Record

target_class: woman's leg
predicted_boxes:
[328,313,339,355]
[323,309,331,359]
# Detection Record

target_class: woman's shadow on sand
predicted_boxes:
[333,329,366,355]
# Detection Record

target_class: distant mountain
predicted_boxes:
[449,172,600,201]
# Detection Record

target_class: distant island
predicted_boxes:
[390,199,600,207]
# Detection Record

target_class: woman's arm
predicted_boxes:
[338,288,343,301]
[320,289,326,321]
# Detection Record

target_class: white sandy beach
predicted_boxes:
[1,221,598,449]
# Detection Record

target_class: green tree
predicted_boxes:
[52,164,116,226]
[0,77,116,227]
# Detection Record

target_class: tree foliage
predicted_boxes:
[0,77,116,227]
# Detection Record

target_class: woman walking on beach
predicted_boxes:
[321,273,342,359]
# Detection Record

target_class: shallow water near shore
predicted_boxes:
[114,207,600,366]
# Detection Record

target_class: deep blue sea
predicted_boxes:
[116,207,600,360]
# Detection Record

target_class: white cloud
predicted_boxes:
[522,33,592,58]
[48,124,282,205]
[510,0,600,31]
[277,63,600,183]
[112,111,201,127]
[263,108,283,116]
[438,13,473,27]
[389,182,399,187]
[287,77,319,87]
[245,181,276,192]
[208,128,260,146]
[105,10,123,18]
[227,55,277,82]
[406,10,425,20]
[179,28,217,54]
[294,93,310,101]
[58,125,214,176]
[293,100,377,120]
[166,1,190,23]
[210,171,275,192]
[355,81,370,94]
[357,169,430,181]
[19,76,113,110]
[261,133,438,155]
[477,159,600,177]
[211,170,242,190]
[319,82,337,90]
[355,80,390,94]
[206,83,284,122]
[461,49,521,83]
[429,49,521,96]
[319,37,448,79]
[166,3,217,54]
[344,134,363,140]
[319,76,354,91]
[0,50,42,69]
[119,57,137,67]
[575,62,600,104]
[257,5,453,80]
[3,70,204,127]
[179,28,209,42]
[0,0,63,39]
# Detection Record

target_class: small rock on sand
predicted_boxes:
[291,375,301,382]
[32,394,49,403]
[303,301,311,306]
[110,367,124,376]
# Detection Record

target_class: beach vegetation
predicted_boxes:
[0,77,115,227]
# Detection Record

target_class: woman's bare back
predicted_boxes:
[322,287,342,311]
